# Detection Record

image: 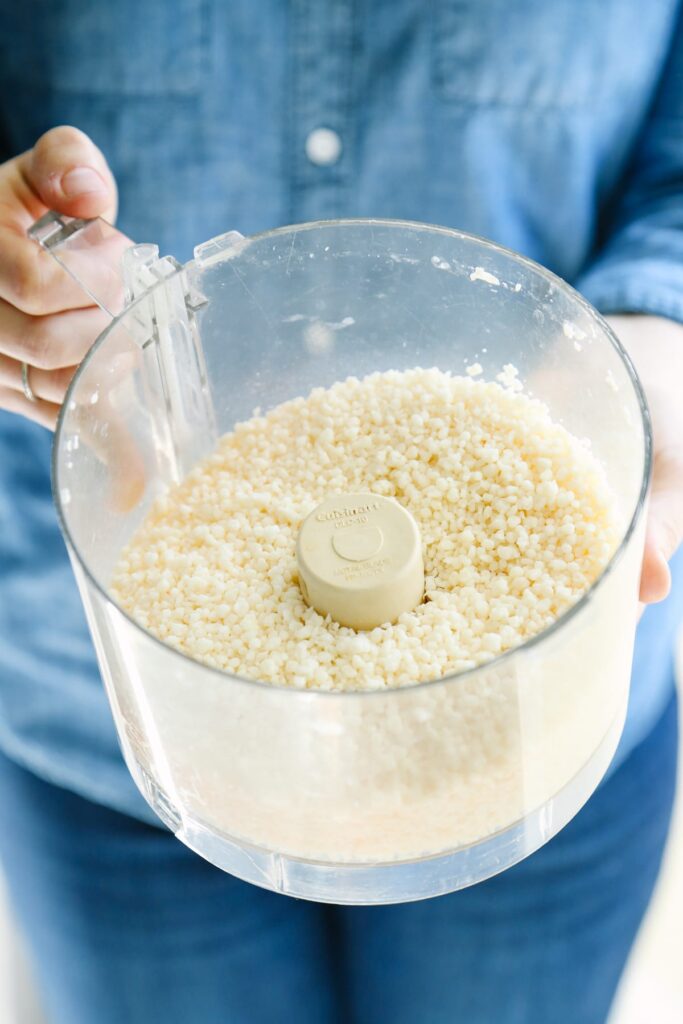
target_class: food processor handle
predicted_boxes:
[29,210,218,479]
[28,210,161,318]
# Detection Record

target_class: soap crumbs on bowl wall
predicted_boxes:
[111,366,619,693]
[390,253,421,265]
[469,267,500,286]
[285,313,354,331]
[563,320,587,342]
[431,256,451,271]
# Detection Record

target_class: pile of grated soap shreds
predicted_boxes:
[111,367,619,690]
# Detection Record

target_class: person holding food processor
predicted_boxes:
[0,3,682,1024]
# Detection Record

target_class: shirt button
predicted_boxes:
[305,128,342,167]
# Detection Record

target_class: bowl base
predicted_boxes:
[131,707,625,905]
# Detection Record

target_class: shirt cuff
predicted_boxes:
[575,257,683,326]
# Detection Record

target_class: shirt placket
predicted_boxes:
[287,0,356,222]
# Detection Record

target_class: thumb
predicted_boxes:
[24,125,117,222]
[639,457,683,603]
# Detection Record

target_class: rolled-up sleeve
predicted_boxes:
[576,8,683,324]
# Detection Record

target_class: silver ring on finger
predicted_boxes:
[21,361,38,403]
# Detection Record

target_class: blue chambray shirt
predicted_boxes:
[0,1,682,824]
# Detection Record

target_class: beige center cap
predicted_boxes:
[296,493,424,631]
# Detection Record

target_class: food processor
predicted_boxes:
[29,213,650,904]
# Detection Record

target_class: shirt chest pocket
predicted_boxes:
[432,0,601,110]
[2,0,205,97]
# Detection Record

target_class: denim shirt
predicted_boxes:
[0,0,682,822]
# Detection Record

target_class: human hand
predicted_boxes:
[0,125,118,429]
[606,315,683,604]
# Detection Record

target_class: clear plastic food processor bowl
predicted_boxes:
[31,215,650,904]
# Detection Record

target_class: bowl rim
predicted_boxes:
[52,217,653,699]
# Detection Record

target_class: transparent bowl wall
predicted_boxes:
[55,221,649,904]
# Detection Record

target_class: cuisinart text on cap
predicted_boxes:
[316,502,381,522]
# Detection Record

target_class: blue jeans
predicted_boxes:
[0,691,677,1024]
